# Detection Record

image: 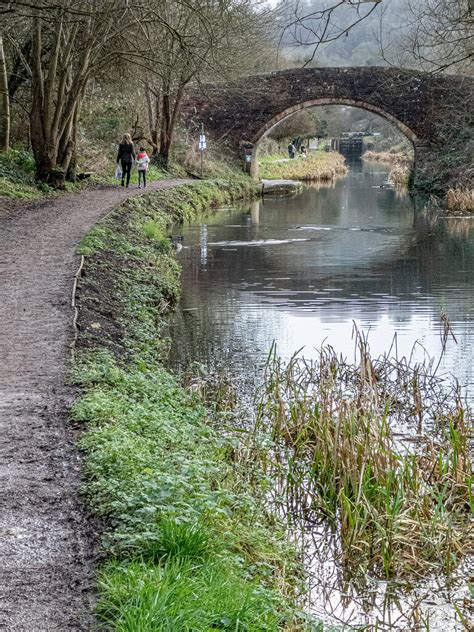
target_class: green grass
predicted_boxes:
[72,352,297,630]
[72,180,314,630]
[98,557,283,631]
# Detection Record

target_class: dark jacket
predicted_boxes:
[117,142,135,163]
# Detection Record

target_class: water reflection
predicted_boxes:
[169,163,474,394]
[297,521,471,630]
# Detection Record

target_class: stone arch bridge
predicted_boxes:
[182,67,473,192]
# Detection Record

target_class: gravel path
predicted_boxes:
[0,180,189,631]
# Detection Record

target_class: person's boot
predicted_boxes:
[121,180,124,187]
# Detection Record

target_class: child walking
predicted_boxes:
[136,147,150,188]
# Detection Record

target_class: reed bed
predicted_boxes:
[259,152,347,182]
[388,163,411,186]
[362,150,412,187]
[362,150,409,165]
[254,328,473,580]
[446,187,474,213]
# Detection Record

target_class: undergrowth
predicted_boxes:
[72,181,315,630]
[0,149,50,199]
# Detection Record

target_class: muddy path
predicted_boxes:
[0,180,189,631]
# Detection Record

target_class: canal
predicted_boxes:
[168,160,473,629]
[170,162,473,391]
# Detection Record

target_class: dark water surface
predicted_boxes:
[170,163,473,391]
[169,162,474,629]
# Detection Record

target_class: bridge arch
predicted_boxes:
[249,97,418,179]
[182,67,473,192]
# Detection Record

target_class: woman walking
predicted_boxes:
[116,133,135,187]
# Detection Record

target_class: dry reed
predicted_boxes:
[255,327,473,580]
[446,188,474,213]
[259,152,347,182]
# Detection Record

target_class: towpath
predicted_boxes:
[0,180,188,631]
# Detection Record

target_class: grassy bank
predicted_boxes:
[72,181,315,630]
[259,151,346,181]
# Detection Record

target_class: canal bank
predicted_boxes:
[71,180,314,629]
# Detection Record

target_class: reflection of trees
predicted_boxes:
[169,176,474,369]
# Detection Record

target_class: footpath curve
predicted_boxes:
[0,180,189,631]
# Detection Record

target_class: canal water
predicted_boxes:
[170,162,473,391]
[169,161,473,629]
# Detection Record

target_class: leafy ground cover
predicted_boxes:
[259,151,346,182]
[72,181,319,630]
[0,149,53,199]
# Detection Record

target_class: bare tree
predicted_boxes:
[28,1,138,184]
[1,0,276,177]
[0,0,155,184]
[277,0,383,67]
[404,0,473,73]
[376,0,473,74]
[138,0,274,167]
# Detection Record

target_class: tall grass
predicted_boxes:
[362,150,412,187]
[388,163,411,186]
[446,188,474,213]
[259,152,347,182]
[255,330,473,580]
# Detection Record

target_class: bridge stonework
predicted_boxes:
[182,67,473,192]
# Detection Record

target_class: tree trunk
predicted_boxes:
[29,15,88,187]
[60,90,83,182]
[145,82,160,157]
[158,88,183,169]
[158,92,171,168]
[0,34,10,151]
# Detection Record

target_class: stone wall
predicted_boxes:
[182,67,473,192]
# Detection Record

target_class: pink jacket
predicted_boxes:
[136,152,150,171]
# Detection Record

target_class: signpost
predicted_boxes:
[198,123,206,178]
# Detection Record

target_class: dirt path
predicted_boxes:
[0,180,189,631]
